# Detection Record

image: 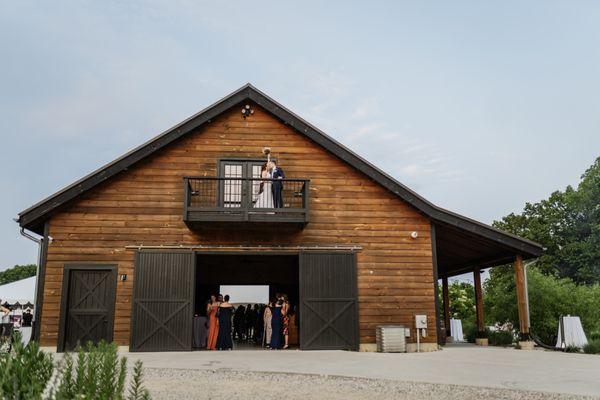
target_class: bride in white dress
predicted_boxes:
[254,162,273,208]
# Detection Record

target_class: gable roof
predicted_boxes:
[17,83,543,259]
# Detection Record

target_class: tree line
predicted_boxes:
[0,264,37,285]
[441,156,600,344]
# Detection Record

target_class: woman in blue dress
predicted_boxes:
[216,295,234,350]
[269,300,284,349]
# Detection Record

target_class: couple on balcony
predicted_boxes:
[254,160,285,208]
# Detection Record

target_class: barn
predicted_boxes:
[17,84,542,352]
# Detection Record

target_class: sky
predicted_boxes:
[1,1,599,276]
[220,286,269,305]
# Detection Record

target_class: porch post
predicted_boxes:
[473,269,484,331]
[442,277,451,338]
[473,269,487,345]
[514,255,533,348]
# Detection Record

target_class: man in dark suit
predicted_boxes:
[271,160,285,208]
[22,309,33,327]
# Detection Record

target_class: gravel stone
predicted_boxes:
[142,367,598,400]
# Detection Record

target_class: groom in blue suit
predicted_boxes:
[271,160,285,208]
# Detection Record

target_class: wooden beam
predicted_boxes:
[431,224,443,346]
[442,277,451,337]
[473,269,484,333]
[440,254,517,278]
[513,255,530,338]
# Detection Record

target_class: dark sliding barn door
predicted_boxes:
[130,251,195,352]
[299,253,359,350]
[59,266,117,352]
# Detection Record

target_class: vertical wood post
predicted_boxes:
[473,269,484,334]
[513,255,530,339]
[442,277,451,337]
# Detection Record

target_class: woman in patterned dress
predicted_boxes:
[282,294,290,349]
[263,301,273,347]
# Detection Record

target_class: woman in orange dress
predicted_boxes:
[206,295,220,350]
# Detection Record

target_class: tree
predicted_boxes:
[485,265,600,344]
[483,157,600,342]
[493,156,600,284]
[446,281,475,320]
[0,264,37,285]
[438,281,478,340]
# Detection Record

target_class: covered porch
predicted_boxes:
[431,220,543,346]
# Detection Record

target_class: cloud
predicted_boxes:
[304,70,356,116]
[340,121,465,185]
[271,67,467,189]
[351,97,380,119]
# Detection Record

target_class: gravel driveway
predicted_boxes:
[142,368,597,400]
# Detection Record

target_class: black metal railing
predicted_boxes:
[183,177,309,225]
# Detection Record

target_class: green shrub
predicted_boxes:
[0,331,54,399]
[0,335,151,399]
[128,359,151,400]
[485,266,600,345]
[565,345,581,353]
[52,341,150,400]
[583,339,600,354]
[488,330,514,346]
[589,331,600,341]
[463,321,477,343]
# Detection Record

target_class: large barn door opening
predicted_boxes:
[130,251,195,352]
[299,252,359,350]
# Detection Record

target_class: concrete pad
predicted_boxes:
[125,345,600,397]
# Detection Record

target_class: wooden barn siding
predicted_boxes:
[41,106,437,346]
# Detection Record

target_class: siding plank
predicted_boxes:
[41,105,436,347]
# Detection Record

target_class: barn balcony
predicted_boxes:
[183,177,309,229]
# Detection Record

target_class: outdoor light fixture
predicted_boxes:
[241,104,254,118]
[410,231,418,239]
[119,274,127,282]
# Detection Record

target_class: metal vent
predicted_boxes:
[376,325,407,353]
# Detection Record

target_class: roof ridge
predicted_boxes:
[16,84,542,257]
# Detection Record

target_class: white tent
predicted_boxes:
[0,276,36,304]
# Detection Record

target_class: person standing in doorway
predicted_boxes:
[233,305,245,341]
[270,160,285,208]
[270,299,284,349]
[253,304,263,343]
[245,304,257,342]
[263,301,273,347]
[206,295,220,350]
[282,294,291,349]
[216,295,234,350]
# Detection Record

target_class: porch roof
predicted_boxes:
[433,222,531,278]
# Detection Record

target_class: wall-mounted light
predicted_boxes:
[119,274,127,282]
[241,104,254,119]
[410,231,418,239]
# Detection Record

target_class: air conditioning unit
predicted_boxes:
[376,325,407,353]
